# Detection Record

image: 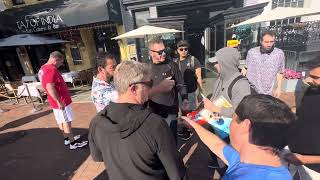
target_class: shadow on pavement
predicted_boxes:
[0,128,89,180]
[0,110,53,132]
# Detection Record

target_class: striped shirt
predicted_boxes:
[246,47,285,95]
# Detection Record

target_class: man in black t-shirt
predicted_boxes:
[175,40,202,110]
[285,56,320,179]
[147,38,189,126]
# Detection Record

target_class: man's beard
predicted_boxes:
[306,82,320,95]
[260,45,275,54]
[307,82,320,88]
[106,74,113,82]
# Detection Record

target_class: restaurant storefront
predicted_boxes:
[0,0,125,79]
[121,0,242,63]
[208,2,268,59]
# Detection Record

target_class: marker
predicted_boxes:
[200,92,206,99]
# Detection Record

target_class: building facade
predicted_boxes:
[120,0,243,63]
[241,0,320,71]
[0,0,127,81]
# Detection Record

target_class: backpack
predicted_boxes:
[228,75,257,100]
[175,56,198,93]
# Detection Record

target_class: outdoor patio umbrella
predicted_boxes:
[111,25,182,40]
[232,7,320,27]
[0,34,68,47]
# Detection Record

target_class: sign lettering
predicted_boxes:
[16,14,64,33]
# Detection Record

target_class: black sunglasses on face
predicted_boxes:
[129,79,153,88]
[178,48,188,52]
[150,49,166,56]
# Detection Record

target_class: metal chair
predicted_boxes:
[0,82,27,104]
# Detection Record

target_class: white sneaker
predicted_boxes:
[64,135,81,145]
[69,141,88,150]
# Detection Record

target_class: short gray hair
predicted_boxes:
[114,61,151,94]
[148,37,163,49]
[49,51,64,60]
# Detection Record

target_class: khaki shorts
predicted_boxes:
[53,104,74,124]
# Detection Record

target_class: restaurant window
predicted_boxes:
[272,0,304,26]
[135,10,150,28]
[12,0,25,5]
[272,0,304,8]
[134,10,150,61]
[93,26,121,62]
[70,47,82,65]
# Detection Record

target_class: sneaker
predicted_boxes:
[64,135,81,145]
[69,141,88,150]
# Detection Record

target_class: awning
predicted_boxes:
[0,34,68,47]
[0,0,122,33]
[232,7,320,27]
[111,25,183,40]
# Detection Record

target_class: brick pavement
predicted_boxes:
[0,92,297,180]
[0,102,105,180]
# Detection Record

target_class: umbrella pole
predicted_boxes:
[146,34,149,44]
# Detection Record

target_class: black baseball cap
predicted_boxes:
[177,40,190,48]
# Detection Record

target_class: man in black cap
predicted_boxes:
[175,40,202,110]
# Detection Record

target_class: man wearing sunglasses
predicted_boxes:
[175,40,202,110]
[285,56,320,179]
[89,61,186,180]
[147,38,189,126]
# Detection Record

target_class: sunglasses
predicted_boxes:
[129,79,153,88]
[178,48,188,52]
[150,49,166,56]
[309,74,320,80]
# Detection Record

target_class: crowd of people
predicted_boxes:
[38,30,320,180]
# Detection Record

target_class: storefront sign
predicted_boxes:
[1,0,122,33]
[16,9,64,33]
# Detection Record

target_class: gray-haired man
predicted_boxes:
[89,61,186,180]
[39,51,87,150]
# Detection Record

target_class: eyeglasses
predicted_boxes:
[178,48,188,52]
[309,74,320,80]
[150,49,166,56]
[129,80,153,88]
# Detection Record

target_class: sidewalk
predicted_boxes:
[0,102,104,180]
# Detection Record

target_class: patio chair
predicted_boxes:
[85,68,94,84]
[79,70,88,85]
[0,82,27,104]
[71,72,83,88]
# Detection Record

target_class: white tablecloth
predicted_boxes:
[61,71,79,83]
[17,82,43,98]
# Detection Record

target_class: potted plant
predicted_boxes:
[282,69,303,92]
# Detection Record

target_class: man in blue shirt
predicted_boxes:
[182,94,295,179]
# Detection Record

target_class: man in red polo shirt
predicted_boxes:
[38,51,87,150]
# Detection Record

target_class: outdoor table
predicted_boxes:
[17,82,44,103]
[22,75,38,83]
[61,71,79,83]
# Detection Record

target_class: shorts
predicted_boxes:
[53,104,74,124]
